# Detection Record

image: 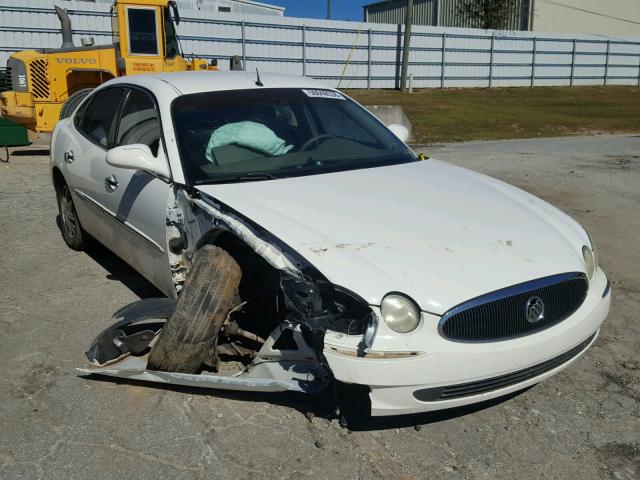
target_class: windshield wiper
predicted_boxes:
[194,173,277,185]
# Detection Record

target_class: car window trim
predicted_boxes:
[73,86,127,151]
[108,88,129,149]
[73,97,90,130]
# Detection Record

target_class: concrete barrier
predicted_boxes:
[365,105,412,140]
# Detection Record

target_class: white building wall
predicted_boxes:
[531,0,640,38]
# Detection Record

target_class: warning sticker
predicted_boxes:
[132,62,156,72]
[302,89,345,100]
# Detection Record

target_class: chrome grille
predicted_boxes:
[439,272,588,342]
[29,59,50,99]
[414,331,597,402]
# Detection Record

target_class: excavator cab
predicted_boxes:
[112,0,208,74]
[0,0,217,132]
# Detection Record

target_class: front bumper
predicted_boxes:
[323,268,610,416]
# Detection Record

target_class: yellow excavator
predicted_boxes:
[0,0,219,132]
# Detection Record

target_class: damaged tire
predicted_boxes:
[147,245,242,373]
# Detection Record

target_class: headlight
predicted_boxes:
[380,294,420,333]
[582,245,596,280]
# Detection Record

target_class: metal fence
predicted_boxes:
[1,0,640,89]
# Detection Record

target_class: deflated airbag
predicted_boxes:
[206,121,293,163]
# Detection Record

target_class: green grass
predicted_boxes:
[347,86,640,144]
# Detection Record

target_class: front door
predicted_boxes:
[101,86,174,296]
[66,85,174,296]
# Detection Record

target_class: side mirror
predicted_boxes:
[106,144,170,179]
[387,124,410,143]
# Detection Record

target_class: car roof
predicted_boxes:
[107,71,333,95]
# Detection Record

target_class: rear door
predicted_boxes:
[100,86,174,296]
[62,86,127,250]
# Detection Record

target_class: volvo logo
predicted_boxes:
[525,296,545,323]
[54,58,97,65]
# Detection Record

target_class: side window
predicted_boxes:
[76,88,126,148]
[116,89,162,157]
[127,7,159,55]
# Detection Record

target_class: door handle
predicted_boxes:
[104,175,119,191]
[64,150,75,164]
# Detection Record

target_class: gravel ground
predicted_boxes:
[0,134,638,480]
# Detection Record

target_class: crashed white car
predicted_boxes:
[51,71,610,418]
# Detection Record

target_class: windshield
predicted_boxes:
[171,88,416,184]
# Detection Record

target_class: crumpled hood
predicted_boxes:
[196,160,589,315]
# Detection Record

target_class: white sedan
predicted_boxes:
[51,71,610,419]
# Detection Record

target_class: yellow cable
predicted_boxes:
[337,28,362,90]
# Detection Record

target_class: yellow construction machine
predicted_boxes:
[1,0,218,132]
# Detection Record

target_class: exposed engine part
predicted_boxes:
[166,189,189,290]
[224,320,266,344]
[168,230,188,253]
[220,299,266,344]
[218,343,255,358]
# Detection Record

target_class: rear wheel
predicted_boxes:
[60,88,94,119]
[147,245,242,373]
[56,182,86,251]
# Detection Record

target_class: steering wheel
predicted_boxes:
[299,134,333,152]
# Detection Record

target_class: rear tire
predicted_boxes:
[60,88,94,119]
[147,245,242,373]
[56,182,86,251]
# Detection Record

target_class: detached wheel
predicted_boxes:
[60,88,94,119]
[147,245,242,373]
[57,182,86,251]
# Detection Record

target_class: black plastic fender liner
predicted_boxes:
[86,298,176,365]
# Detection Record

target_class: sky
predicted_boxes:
[266,0,369,22]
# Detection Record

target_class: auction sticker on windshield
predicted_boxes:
[302,89,345,100]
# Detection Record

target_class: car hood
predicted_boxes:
[195,160,589,315]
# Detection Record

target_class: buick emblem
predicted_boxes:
[525,296,545,323]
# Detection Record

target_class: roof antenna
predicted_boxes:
[255,68,263,87]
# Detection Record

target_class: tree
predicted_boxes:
[457,0,517,30]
